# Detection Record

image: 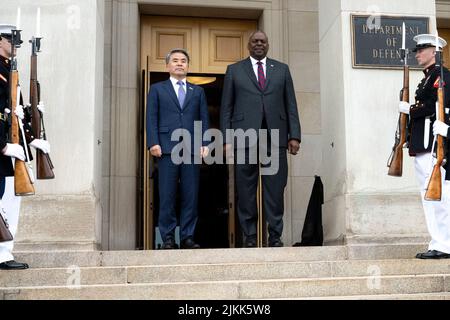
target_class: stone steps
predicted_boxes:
[11,246,346,268]
[1,274,449,300]
[1,259,449,288]
[11,243,428,268]
[1,244,447,300]
[282,292,450,300]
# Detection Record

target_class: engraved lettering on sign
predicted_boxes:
[352,15,429,69]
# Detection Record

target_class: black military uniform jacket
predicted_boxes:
[0,55,14,177]
[0,55,33,177]
[408,64,450,180]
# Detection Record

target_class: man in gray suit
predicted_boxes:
[220,30,301,248]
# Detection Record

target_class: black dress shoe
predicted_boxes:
[244,237,257,248]
[416,250,450,259]
[415,250,432,259]
[161,238,178,250]
[0,260,29,270]
[269,239,284,247]
[180,238,200,249]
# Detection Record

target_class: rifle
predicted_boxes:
[424,33,446,201]
[388,22,409,177]
[9,28,35,196]
[29,35,54,179]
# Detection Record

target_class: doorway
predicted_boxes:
[139,15,257,250]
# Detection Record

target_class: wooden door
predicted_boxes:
[140,16,256,73]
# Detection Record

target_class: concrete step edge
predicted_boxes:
[2,274,448,299]
[2,260,450,288]
[11,257,450,270]
[271,292,450,300]
[2,272,449,289]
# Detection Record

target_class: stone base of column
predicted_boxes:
[324,193,429,246]
[15,195,99,251]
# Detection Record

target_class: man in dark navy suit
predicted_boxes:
[146,49,209,249]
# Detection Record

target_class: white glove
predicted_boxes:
[14,105,24,120]
[399,101,410,115]
[37,102,45,114]
[433,120,449,138]
[2,143,25,161]
[29,139,51,154]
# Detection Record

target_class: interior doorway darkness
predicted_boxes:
[145,72,235,249]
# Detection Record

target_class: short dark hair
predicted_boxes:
[165,49,190,64]
[248,30,268,43]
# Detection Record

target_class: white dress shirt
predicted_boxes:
[169,77,187,98]
[250,56,267,79]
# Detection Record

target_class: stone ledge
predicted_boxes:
[14,241,98,252]
[345,234,431,245]
[1,274,448,300]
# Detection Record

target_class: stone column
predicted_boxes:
[285,0,322,246]
[319,0,436,244]
[107,0,139,250]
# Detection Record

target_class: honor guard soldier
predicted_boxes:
[0,24,49,270]
[399,34,450,259]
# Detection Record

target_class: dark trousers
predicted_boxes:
[158,155,200,242]
[0,176,5,199]
[235,147,288,242]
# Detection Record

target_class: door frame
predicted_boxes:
[106,1,288,250]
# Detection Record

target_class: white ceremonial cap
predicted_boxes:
[0,24,16,38]
[413,34,447,52]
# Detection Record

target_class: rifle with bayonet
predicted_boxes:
[424,33,446,201]
[388,22,409,177]
[9,28,35,196]
[29,35,54,179]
